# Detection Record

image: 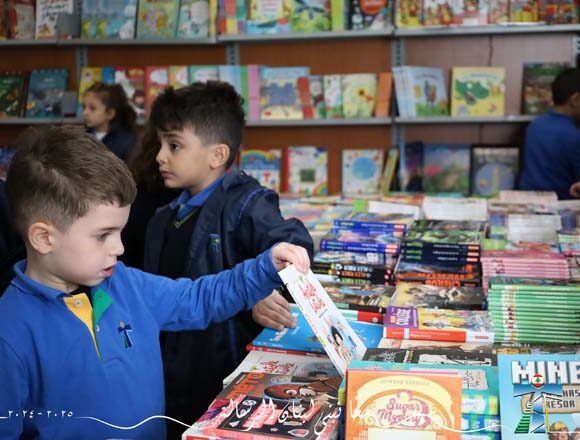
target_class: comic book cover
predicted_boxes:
[318,281,395,313]
[497,354,580,440]
[279,266,367,376]
[391,283,485,310]
[346,366,462,439]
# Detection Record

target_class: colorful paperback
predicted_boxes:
[451,67,505,117]
[405,66,449,117]
[498,354,579,440]
[278,266,367,376]
[137,0,179,38]
[391,283,485,310]
[98,0,138,39]
[35,0,74,39]
[286,146,328,195]
[341,74,377,118]
[260,67,309,120]
[177,0,210,37]
[290,0,331,31]
[342,149,384,196]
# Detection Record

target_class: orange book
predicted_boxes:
[346,368,462,440]
[374,72,393,117]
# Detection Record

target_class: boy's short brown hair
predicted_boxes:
[5,125,136,238]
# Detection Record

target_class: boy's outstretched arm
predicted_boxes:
[130,243,309,332]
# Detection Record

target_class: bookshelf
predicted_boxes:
[0,24,578,193]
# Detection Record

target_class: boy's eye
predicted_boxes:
[170,143,182,151]
[96,233,110,242]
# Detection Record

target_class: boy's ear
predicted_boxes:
[106,108,116,122]
[28,221,56,254]
[209,143,230,169]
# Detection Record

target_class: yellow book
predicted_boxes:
[451,67,505,117]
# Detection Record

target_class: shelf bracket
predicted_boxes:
[573,34,580,67]
[226,42,240,65]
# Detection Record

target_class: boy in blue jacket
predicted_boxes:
[143,81,314,434]
[0,125,309,440]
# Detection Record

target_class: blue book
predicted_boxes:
[345,359,499,415]
[498,354,579,440]
[25,69,69,119]
[250,305,383,354]
[100,0,138,39]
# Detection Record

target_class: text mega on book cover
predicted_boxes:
[498,354,579,440]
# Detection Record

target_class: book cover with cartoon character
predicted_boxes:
[451,67,505,117]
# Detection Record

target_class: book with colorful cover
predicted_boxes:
[396,0,423,26]
[488,0,509,22]
[240,148,281,192]
[99,0,138,39]
[451,67,505,117]
[346,366,462,439]
[223,351,339,387]
[260,67,309,120]
[309,75,326,119]
[7,0,35,39]
[461,0,489,25]
[385,306,495,343]
[184,390,339,440]
[364,347,498,366]
[335,212,415,231]
[509,0,539,21]
[391,283,485,310]
[522,62,570,115]
[399,141,423,192]
[411,220,487,232]
[489,277,580,292]
[423,143,470,194]
[290,0,331,31]
[286,146,328,195]
[349,359,500,415]
[497,354,579,440]
[114,67,145,117]
[137,0,179,38]
[168,65,189,89]
[313,249,395,271]
[323,74,343,119]
[341,74,377,118]
[81,0,99,37]
[0,147,16,180]
[0,73,26,117]
[144,66,168,116]
[320,230,401,254]
[405,66,448,117]
[471,145,519,197]
[279,266,368,376]
[35,0,74,39]
[177,0,210,37]
[246,0,291,33]
[349,0,391,29]
[422,0,462,25]
[539,0,578,23]
[25,69,68,118]
[319,281,395,313]
[342,149,384,196]
[405,229,482,246]
[188,64,219,82]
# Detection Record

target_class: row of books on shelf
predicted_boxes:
[239,143,521,198]
[2,60,569,122]
[2,0,578,43]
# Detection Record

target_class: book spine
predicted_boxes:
[247,64,260,121]
[384,327,470,342]
[246,344,328,357]
[320,240,400,254]
[297,76,314,119]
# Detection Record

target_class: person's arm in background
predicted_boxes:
[237,189,314,330]
[570,138,580,197]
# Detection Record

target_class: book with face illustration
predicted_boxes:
[279,266,367,376]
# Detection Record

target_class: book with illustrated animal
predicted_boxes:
[451,67,505,117]
[136,0,179,38]
[260,67,310,120]
[405,66,448,117]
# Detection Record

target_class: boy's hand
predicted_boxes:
[271,243,310,273]
[570,181,580,198]
[252,290,297,331]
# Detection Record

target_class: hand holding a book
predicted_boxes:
[270,242,310,273]
[252,290,298,331]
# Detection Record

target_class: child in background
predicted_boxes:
[82,82,138,161]
[0,125,310,440]
[142,81,314,436]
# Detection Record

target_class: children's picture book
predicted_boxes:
[539,0,578,23]
[246,0,291,33]
[349,0,391,29]
[35,0,74,39]
[0,73,26,117]
[99,0,138,39]
[422,0,461,26]
[188,65,219,83]
[422,143,471,194]
[451,67,505,117]
[488,0,509,22]
[137,0,179,38]
[498,354,579,440]
[346,366,462,439]
[114,67,145,117]
[405,66,449,117]
[399,141,423,192]
[349,359,500,415]
[509,0,539,21]
[470,145,520,197]
[222,351,339,387]
[168,65,189,89]
[8,0,35,39]
[290,0,331,32]
[522,62,570,115]
[77,67,104,117]
[286,146,328,195]
[396,0,423,26]
[25,69,68,118]
[323,74,343,118]
[144,66,168,116]
[309,75,326,119]
[239,148,281,192]
[278,266,367,376]
[177,0,210,37]
[385,306,495,343]
[391,283,485,310]
[81,0,98,38]
[342,149,384,196]
[341,74,377,118]
[260,67,310,120]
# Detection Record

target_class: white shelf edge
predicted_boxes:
[246,118,392,127]
[395,23,580,37]
[395,115,535,124]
